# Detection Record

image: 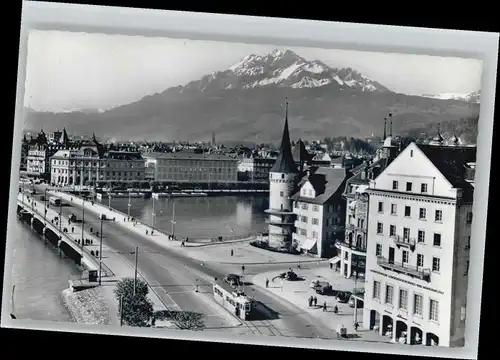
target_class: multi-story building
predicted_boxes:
[265,104,300,250]
[50,134,146,187]
[143,151,239,184]
[291,166,348,258]
[336,128,400,278]
[238,156,275,183]
[362,136,475,347]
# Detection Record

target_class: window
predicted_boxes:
[413,294,423,316]
[376,244,382,257]
[433,233,441,247]
[312,218,319,225]
[435,210,443,222]
[466,236,471,250]
[421,183,428,193]
[432,257,440,272]
[373,281,381,300]
[301,216,308,223]
[466,212,473,225]
[377,222,383,235]
[301,203,308,210]
[300,229,307,236]
[312,205,319,212]
[344,251,349,260]
[417,254,424,268]
[385,285,394,305]
[410,150,414,157]
[429,299,439,321]
[399,289,408,310]
[406,182,412,191]
[418,230,425,243]
[419,208,426,220]
[391,204,397,215]
[392,181,398,190]
[280,191,284,197]
[464,261,469,276]
[404,206,411,217]
[402,250,409,263]
[378,201,384,213]
[312,231,318,239]
[403,227,410,239]
[389,225,396,237]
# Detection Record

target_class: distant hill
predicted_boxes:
[23,49,480,144]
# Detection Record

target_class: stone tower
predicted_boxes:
[265,100,299,250]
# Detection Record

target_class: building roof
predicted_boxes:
[417,144,476,196]
[290,167,348,204]
[292,139,313,163]
[270,103,299,174]
[143,151,237,161]
[103,151,144,161]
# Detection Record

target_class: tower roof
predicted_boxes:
[292,139,313,163]
[270,100,298,174]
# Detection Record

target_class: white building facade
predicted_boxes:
[363,142,475,347]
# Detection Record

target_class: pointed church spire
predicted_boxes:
[383,117,387,139]
[270,98,298,174]
[389,113,393,137]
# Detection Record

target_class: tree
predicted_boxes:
[170,311,205,331]
[114,277,154,327]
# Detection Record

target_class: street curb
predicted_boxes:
[185,238,253,247]
[213,259,330,265]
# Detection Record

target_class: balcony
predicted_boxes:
[335,240,367,255]
[376,257,431,282]
[267,218,295,226]
[392,235,416,251]
[346,223,366,233]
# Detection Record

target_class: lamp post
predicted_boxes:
[108,193,111,208]
[353,257,359,324]
[151,196,156,233]
[133,246,139,296]
[81,198,85,256]
[98,218,103,285]
[171,201,176,238]
[43,188,48,225]
[127,190,131,220]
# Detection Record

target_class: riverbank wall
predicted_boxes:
[61,287,114,325]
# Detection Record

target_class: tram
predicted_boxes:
[213,279,253,320]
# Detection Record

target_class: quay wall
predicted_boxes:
[61,287,113,325]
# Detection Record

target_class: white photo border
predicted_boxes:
[3,2,498,360]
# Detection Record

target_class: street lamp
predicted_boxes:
[98,218,103,285]
[127,190,131,220]
[43,188,48,225]
[133,246,139,296]
[151,196,156,233]
[108,193,112,208]
[171,201,176,238]
[353,257,360,324]
[81,198,85,256]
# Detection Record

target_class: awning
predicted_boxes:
[301,238,317,251]
[329,256,341,265]
[356,185,369,193]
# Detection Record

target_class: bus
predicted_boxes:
[49,197,62,206]
[213,279,253,320]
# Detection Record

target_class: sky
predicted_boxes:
[24,30,483,112]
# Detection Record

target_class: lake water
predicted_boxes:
[7,220,81,322]
[105,195,270,239]
[7,195,270,322]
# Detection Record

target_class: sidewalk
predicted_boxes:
[250,265,392,343]
[20,192,171,327]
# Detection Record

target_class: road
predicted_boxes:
[29,185,336,338]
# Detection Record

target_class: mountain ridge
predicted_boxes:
[23,49,480,143]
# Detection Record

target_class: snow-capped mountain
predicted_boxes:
[421,90,480,103]
[182,49,392,93]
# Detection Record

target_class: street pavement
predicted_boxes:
[43,187,337,338]
[251,267,392,343]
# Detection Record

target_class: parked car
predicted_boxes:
[310,280,332,294]
[349,295,364,308]
[335,291,351,303]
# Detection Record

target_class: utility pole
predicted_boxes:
[127,190,131,220]
[43,188,48,225]
[171,201,176,238]
[353,257,359,324]
[108,193,111,208]
[58,196,62,236]
[133,246,139,296]
[151,197,155,233]
[119,295,124,326]
[81,199,85,256]
[99,218,103,285]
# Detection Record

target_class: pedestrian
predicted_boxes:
[241,265,245,274]
[265,278,269,288]
[151,230,154,235]
[330,262,333,270]
[124,217,126,222]
[90,250,95,256]
[90,239,93,245]
[230,249,234,257]
[71,227,74,233]
[308,296,313,307]
[354,321,359,332]
[181,241,185,247]
[146,230,149,235]
[313,296,318,306]
[334,305,338,314]
[297,262,301,269]
[95,250,99,257]
[323,302,327,312]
